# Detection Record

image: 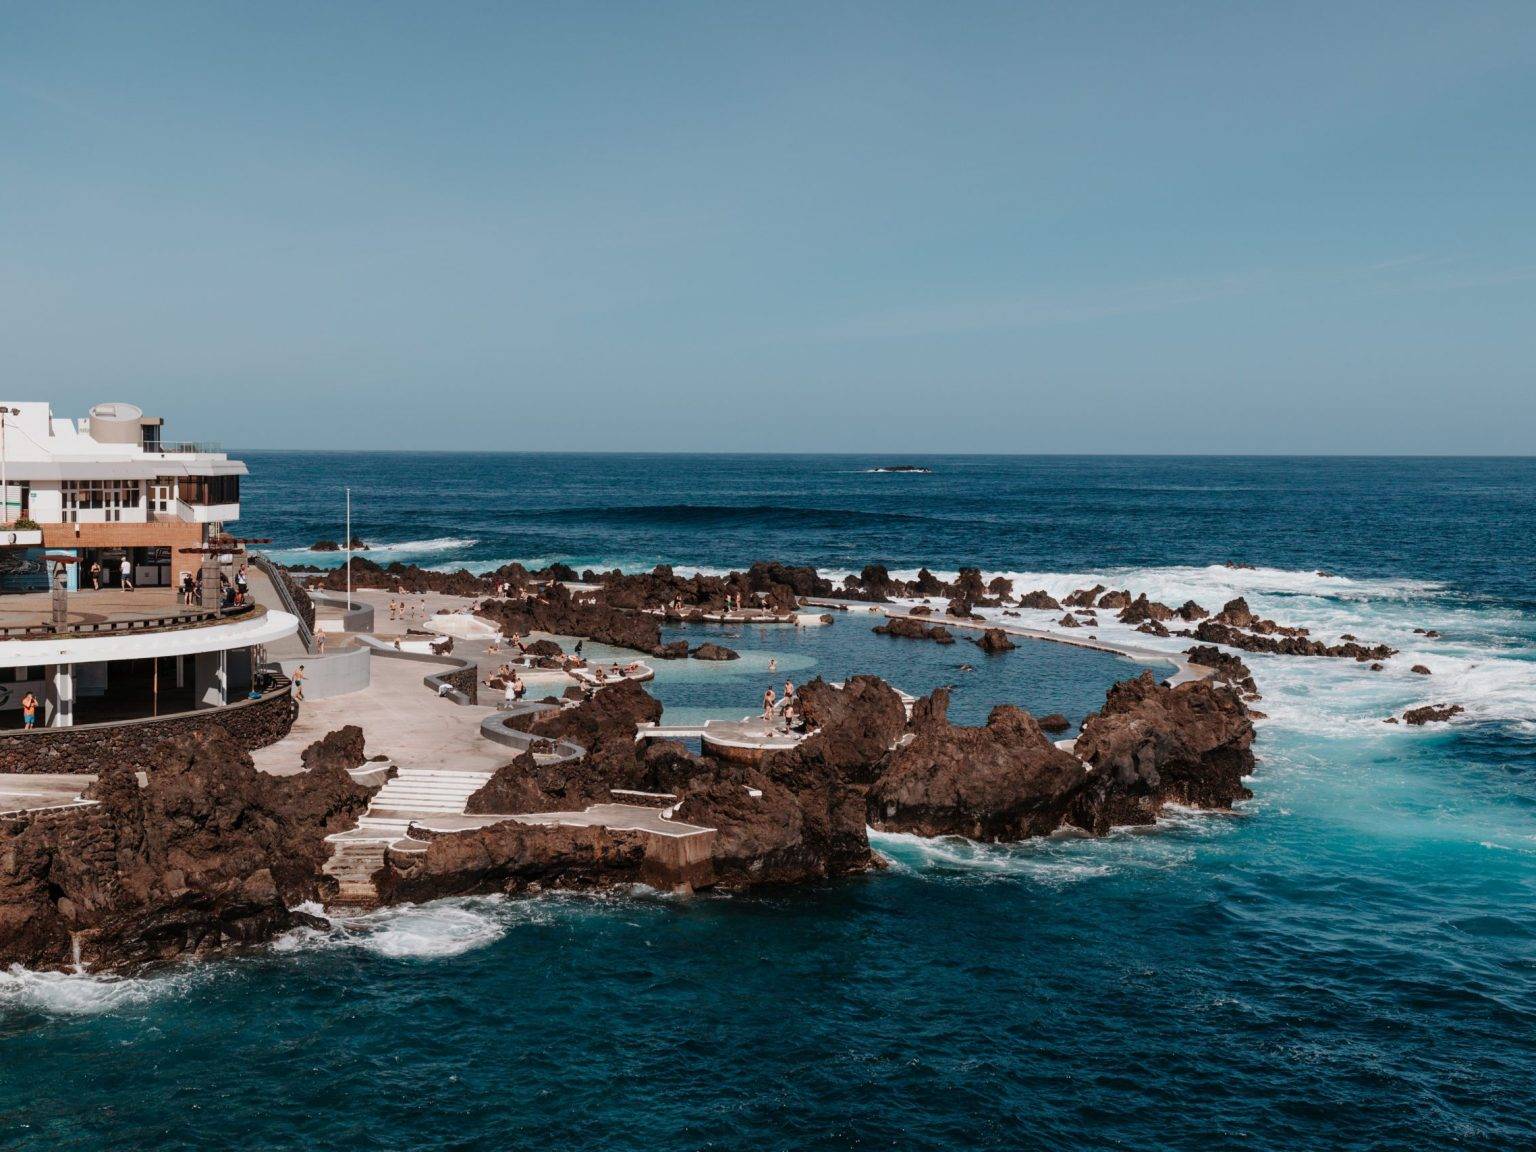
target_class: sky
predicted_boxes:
[2,2,1533,454]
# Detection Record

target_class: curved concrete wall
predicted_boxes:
[268,643,371,700]
[479,702,583,763]
[308,590,375,633]
[360,639,478,705]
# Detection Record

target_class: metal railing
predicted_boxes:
[249,551,315,652]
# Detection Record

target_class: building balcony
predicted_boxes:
[176,500,240,524]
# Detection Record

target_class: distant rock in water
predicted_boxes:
[690,642,739,661]
[867,464,932,473]
[1411,665,1432,676]
[874,617,955,644]
[310,539,339,551]
[1018,589,1062,610]
[1038,713,1071,733]
[1402,703,1463,725]
[1058,614,1083,628]
[974,628,1016,653]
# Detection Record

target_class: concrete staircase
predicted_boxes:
[321,767,494,908]
[368,768,494,818]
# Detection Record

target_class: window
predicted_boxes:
[178,475,240,505]
[61,479,142,522]
[151,478,175,514]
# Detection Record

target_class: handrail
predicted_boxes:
[250,551,315,652]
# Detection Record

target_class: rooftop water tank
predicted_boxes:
[88,402,144,444]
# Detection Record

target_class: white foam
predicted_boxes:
[275,898,510,959]
[0,964,192,1016]
[366,536,479,555]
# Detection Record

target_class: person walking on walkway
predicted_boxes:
[90,560,101,590]
[119,556,134,592]
[293,665,306,702]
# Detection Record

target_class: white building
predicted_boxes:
[1,401,299,740]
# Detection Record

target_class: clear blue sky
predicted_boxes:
[3,2,1533,453]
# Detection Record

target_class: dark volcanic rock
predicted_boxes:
[1174,600,1210,621]
[691,642,740,661]
[1064,585,1106,608]
[1072,672,1255,832]
[1096,589,1132,611]
[1192,620,1395,661]
[874,617,954,644]
[479,583,666,656]
[946,598,976,619]
[867,689,1088,841]
[1184,646,1259,697]
[1136,620,1171,637]
[1038,713,1071,733]
[974,628,1017,653]
[1117,594,1175,625]
[1402,703,1463,725]
[1018,589,1062,610]
[1058,614,1082,628]
[0,730,373,973]
[299,725,368,774]
[1411,665,1432,676]
[523,638,564,659]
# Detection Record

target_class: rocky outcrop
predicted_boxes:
[1402,703,1463,725]
[1058,614,1082,629]
[974,628,1016,653]
[0,729,374,973]
[1018,589,1061,610]
[691,643,740,661]
[867,689,1088,840]
[1071,673,1254,832]
[946,598,977,619]
[299,725,367,774]
[1117,594,1175,625]
[1174,600,1209,621]
[1190,619,1395,661]
[1184,646,1260,697]
[478,584,666,656]
[874,617,954,644]
[1096,589,1132,611]
[1410,665,1432,676]
[1064,585,1105,608]
[1038,713,1071,734]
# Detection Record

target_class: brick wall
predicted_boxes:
[42,521,206,553]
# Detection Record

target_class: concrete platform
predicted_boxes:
[0,773,96,816]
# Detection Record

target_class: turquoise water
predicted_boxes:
[3,455,1534,1149]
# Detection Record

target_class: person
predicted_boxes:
[574,639,584,658]
[762,687,776,721]
[512,672,526,701]
[20,691,39,729]
[317,630,327,654]
[120,556,134,592]
[293,665,306,701]
[503,676,518,710]
[784,678,795,701]
[768,657,777,673]
[89,560,101,590]
[235,564,248,604]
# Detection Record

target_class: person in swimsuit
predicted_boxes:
[21,691,39,729]
[762,687,776,721]
[293,665,306,701]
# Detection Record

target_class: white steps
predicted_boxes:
[321,766,494,909]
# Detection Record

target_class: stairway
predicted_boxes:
[320,768,493,908]
[367,768,494,818]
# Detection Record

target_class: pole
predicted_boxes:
[345,486,352,610]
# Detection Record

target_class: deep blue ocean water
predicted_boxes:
[4,454,1535,1151]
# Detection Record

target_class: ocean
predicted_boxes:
[3,453,1534,1150]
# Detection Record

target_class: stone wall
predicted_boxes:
[0,689,298,774]
[443,666,478,705]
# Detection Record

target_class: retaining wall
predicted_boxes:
[0,688,298,774]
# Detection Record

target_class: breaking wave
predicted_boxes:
[0,964,203,1016]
